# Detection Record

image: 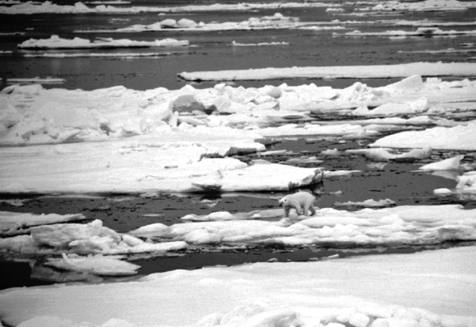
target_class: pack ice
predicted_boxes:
[1,72,475,194]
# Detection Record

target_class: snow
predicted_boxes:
[1,245,475,327]
[178,62,476,81]
[18,35,189,49]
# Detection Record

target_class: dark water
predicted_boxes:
[1,0,476,289]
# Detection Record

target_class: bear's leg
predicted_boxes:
[309,206,316,216]
[284,206,290,217]
[294,204,303,216]
[302,204,310,216]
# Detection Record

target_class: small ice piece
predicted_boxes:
[434,188,452,195]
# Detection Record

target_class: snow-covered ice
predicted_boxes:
[1,245,475,327]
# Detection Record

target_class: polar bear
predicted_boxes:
[278,191,316,217]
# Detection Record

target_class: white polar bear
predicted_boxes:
[278,191,316,217]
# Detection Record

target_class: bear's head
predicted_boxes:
[278,196,288,206]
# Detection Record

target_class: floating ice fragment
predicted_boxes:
[45,253,141,276]
[419,155,464,171]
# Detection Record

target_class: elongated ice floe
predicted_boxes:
[18,35,189,49]
[358,0,476,12]
[22,52,172,59]
[337,27,476,37]
[178,62,476,81]
[78,13,344,33]
[6,77,66,85]
[0,211,86,236]
[1,245,475,327]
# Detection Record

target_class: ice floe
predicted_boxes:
[337,27,476,38]
[334,198,396,208]
[370,121,476,151]
[78,13,346,33]
[232,40,289,47]
[131,204,476,246]
[22,52,172,59]
[347,147,433,162]
[178,62,476,81]
[0,211,86,236]
[356,0,476,12]
[420,154,465,171]
[0,217,187,255]
[6,77,66,85]
[18,35,189,49]
[1,245,475,327]
[44,253,140,276]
